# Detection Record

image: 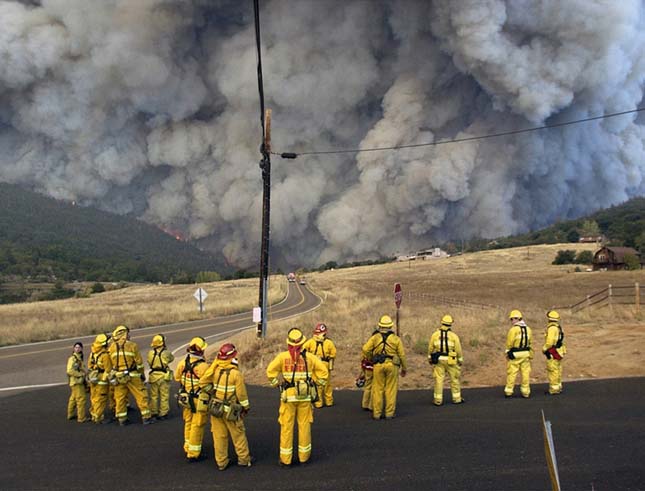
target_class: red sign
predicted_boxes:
[394,283,402,309]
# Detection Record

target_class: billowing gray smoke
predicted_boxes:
[1,0,645,268]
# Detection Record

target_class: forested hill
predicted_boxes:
[488,197,645,250]
[0,182,222,283]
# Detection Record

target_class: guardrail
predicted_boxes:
[553,283,641,313]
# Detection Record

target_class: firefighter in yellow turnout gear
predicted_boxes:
[543,310,566,395]
[108,325,153,425]
[266,328,328,466]
[504,310,534,398]
[428,314,464,406]
[175,337,210,461]
[147,334,174,420]
[302,323,337,408]
[362,315,407,420]
[66,342,88,422]
[88,334,112,423]
[199,343,253,471]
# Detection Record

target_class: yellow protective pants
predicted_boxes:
[182,408,208,458]
[361,370,374,410]
[433,362,462,405]
[546,358,563,394]
[108,385,116,415]
[89,383,109,423]
[315,362,333,408]
[210,415,251,469]
[148,379,171,417]
[67,384,87,422]
[505,358,531,397]
[114,376,151,422]
[371,362,399,419]
[278,400,313,465]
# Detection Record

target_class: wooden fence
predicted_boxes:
[405,292,502,312]
[555,283,641,313]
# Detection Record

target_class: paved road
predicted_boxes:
[0,281,320,393]
[0,377,643,490]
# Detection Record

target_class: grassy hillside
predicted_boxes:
[0,182,222,285]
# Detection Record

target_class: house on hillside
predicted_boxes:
[592,246,642,271]
[417,248,450,260]
[579,235,605,244]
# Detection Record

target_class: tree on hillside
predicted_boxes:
[580,220,601,237]
[552,250,576,265]
[635,231,645,254]
[575,250,594,264]
[624,254,641,270]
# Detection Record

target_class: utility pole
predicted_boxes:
[257,109,271,338]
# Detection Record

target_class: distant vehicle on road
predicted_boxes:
[299,277,306,285]
[287,272,296,283]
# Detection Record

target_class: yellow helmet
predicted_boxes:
[547,310,560,322]
[151,334,166,348]
[112,325,129,340]
[188,336,207,355]
[287,328,306,347]
[441,314,454,327]
[378,315,394,329]
[509,310,523,320]
[94,333,109,347]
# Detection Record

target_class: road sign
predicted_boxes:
[394,283,402,309]
[194,288,208,313]
[193,288,208,301]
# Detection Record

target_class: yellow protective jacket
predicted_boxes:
[266,350,328,403]
[506,321,533,359]
[362,329,407,371]
[109,339,145,376]
[174,354,209,393]
[428,328,463,364]
[147,347,175,383]
[67,352,86,386]
[543,322,566,357]
[199,360,250,410]
[302,336,337,370]
[88,346,112,385]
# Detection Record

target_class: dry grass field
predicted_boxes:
[3,243,644,391]
[232,243,645,391]
[0,278,287,346]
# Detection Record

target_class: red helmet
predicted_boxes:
[217,343,237,360]
[314,323,327,335]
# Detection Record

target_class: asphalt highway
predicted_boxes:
[0,377,643,490]
[0,281,320,393]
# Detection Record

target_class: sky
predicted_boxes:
[1,0,645,269]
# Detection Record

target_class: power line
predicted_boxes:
[273,106,645,159]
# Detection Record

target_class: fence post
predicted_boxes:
[608,284,613,309]
[586,295,591,310]
[636,282,640,314]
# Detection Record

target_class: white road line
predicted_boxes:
[0,382,67,392]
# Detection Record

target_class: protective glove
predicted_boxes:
[507,351,515,360]
[400,369,407,377]
[544,350,552,359]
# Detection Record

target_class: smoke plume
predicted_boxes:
[1,0,644,268]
